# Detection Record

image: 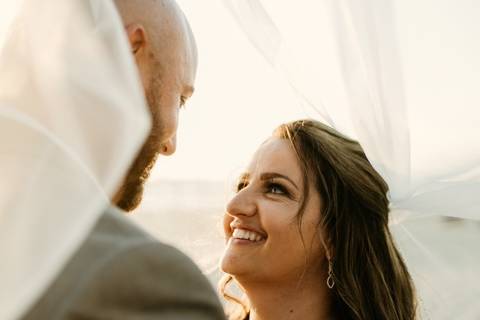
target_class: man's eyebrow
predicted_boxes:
[260,172,299,190]
[183,85,194,97]
[238,172,250,182]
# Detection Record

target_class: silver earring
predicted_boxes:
[327,259,335,289]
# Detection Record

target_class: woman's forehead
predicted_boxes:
[245,138,302,180]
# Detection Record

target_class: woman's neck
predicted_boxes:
[240,274,333,320]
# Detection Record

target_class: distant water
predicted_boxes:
[131,180,229,274]
[131,180,480,319]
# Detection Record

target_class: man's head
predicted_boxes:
[113,0,197,211]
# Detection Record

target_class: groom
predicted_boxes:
[22,0,225,319]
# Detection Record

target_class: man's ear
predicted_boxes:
[124,23,147,55]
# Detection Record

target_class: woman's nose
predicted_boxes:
[226,188,257,218]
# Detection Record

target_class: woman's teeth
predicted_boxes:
[232,228,264,242]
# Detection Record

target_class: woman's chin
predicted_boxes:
[220,254,235,274]
[220,253,248,276]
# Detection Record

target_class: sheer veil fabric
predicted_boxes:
[0,1,150,319]
[223,0,480,318]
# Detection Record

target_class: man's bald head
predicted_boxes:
[113,0,198,211]
[114,0,197,68]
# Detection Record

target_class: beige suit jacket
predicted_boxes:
[21,207,226,320]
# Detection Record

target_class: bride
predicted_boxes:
[220,119,416,320]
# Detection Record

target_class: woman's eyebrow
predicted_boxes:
[260,172,299,190]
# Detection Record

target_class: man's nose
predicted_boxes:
[159,135,176,156]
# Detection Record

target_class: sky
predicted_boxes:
[151,0,480,184]
[0,2,19,42]
[150,0,308,182]
[1,0,478,184]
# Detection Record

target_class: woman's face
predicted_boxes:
[221,137,326,284]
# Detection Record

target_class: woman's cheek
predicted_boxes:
[223,214,233,237]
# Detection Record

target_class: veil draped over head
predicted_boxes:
[223,0,480,318]
[0,0,150,319]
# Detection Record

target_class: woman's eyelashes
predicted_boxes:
[235,178,291,198]
[265,181,289,196]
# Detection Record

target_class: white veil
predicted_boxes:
[0,1,150,319]
[222,0,480,318]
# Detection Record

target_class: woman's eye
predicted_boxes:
[267,183,287,195]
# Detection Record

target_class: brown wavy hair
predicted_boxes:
[220,119,417,320]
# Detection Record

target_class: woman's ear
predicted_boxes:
[318,229,334,261]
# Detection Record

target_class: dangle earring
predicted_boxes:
[326,258,335,289]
